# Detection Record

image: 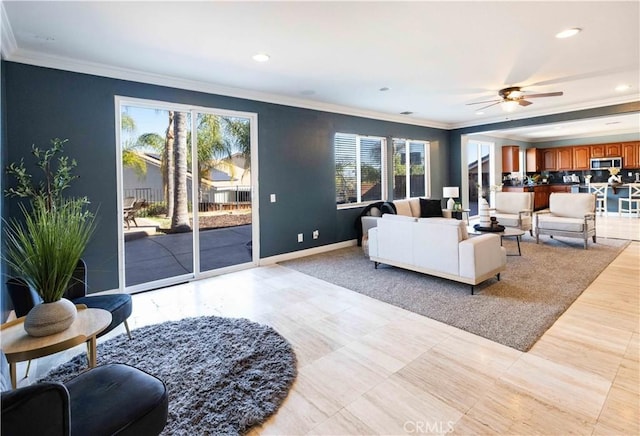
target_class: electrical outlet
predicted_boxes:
[270,194,276,203]
[313,230,319,239]
[297,233,303,243]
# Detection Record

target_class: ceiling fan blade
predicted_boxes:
[466,99,501,106]
[523,91,564,98]
[475,101,502,111]
[519,99,533,106]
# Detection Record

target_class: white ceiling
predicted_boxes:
[2,1,639,140]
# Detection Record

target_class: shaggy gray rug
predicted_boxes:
[39,316,297,435]
[282,234,629,351]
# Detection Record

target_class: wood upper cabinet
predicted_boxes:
[573,145,590,170]
[592,143,622,158]
[556,147,573,171]
[622,141,640,168]
[502,145,519,172]
[605,143,622,157]
[542,149,557,171]
[590,144,605,158]
[526,148,542,173]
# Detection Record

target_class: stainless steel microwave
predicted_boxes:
[590,157,622,170]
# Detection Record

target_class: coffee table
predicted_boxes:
[1,305,112,388]
[468,226,526,256]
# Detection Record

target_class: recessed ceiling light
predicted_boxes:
[615,84,631,92]
[555,27,582,39]
[400,111,413,115]
[475,111,484,115]
[252,53,270,62]
[379,87,390,92]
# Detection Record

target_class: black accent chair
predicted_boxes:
[1,351,168,436]
[6,259,133,339]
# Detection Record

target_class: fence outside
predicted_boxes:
[124,185,252,213]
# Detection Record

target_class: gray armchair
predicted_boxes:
[535,193,596,249]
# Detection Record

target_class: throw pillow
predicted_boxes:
[420,198,443,218]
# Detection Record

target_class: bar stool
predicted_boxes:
[618,183,640,218]
[589,183,608,216]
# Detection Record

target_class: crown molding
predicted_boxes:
[450,95,640,130]
[4,48,453,130]
[0,2,17,59]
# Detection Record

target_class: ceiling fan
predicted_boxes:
[467,86,564,112]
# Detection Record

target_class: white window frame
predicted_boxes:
[335,133,387,209]
[392,138,430,200]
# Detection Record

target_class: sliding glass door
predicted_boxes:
[117,98,257,292]
[466,140,495,216]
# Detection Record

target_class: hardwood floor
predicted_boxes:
[14,217,639,435]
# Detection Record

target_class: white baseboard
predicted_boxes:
[259,240,357,265]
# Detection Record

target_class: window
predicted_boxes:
[392,139,430,200]
[335,133,386,207]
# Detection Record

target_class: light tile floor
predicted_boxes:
[14,216,640,435]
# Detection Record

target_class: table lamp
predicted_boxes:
[443,186,459,210]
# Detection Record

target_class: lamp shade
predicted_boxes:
[442,187,459,198]
[443,186,459,210]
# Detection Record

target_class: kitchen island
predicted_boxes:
[504,183,637,215]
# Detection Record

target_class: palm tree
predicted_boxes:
[221,117,250,179]
[121,112,147,178]
[171,111,191,232]
[164,111,175,219]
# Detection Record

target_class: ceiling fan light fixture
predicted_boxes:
[555,27,582,39]
[501,100,519,112]
[252,53,270,62]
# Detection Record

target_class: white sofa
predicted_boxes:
[368,215,507,294]
[493,192,534,235]
[535,193,596,249]
[361,198,451,249]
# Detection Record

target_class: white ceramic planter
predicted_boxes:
[24,298,77,337]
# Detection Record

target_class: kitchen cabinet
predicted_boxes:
[502,145,519,172]
[550,185,572,193]
[592,143,622,158]
[533,185,550,210]
[622,141,640,168]
[526,148,542,173]
[557,148,573,171]
[573,146,590,170]
[605,143,622,157]
[542,149,557,171]
[502,186,532,193]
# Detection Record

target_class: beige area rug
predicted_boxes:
[281,234,629,351]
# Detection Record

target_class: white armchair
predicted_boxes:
[493,192,534,235]
[535,193,596,249]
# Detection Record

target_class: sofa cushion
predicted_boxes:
[537,215,593,232]
[549,193,595,218]
[494,213,532,229]
[419,198,443,218]
[494,192,532,214]
[417,217,468,240]
[382,213,417,223]
[393,199,413,217]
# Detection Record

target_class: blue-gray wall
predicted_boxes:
[1,58,9,321]
[2,62,449,295]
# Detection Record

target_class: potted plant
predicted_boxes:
[4,139,96,336]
